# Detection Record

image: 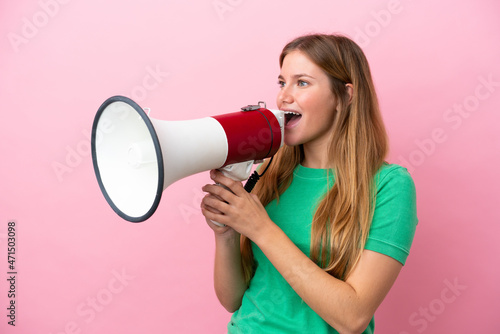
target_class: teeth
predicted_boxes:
[284,111,301,116]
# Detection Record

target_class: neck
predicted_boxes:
[301,140,333,169]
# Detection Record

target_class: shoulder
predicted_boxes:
[372,163,417,221]
[374,163,416,196]
[366,164,418,265]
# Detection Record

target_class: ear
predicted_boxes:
[345,83,354,105]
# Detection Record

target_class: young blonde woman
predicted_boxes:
[201,33,418,334]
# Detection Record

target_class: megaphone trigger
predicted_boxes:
[219,161,254,181]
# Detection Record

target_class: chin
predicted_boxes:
[284,136,303,147]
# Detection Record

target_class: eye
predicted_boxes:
[277,80,286,88]
[297,80,309,87]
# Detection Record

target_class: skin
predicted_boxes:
[201,51,403,334]
[278,50,338,168]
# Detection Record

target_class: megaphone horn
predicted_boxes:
[91,95,284,222]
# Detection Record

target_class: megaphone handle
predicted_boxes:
[210,161,254,227]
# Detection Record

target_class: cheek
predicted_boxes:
[307,94,336,121]
[301,87,335,109]
[306,96,337,133]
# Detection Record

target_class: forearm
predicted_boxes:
[254,224,372,333]
[213,233,247,312]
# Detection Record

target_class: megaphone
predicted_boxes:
[91,95,284,222]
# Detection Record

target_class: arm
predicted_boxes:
[201,193,247,312]
[211,227,247,312]
[202,170,403,333]
[254,224,402,333]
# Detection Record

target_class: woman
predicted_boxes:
[201,33,417,334]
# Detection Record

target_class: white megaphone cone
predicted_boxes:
[91,95,284,222]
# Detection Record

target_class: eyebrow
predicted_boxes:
[278,73,316,80]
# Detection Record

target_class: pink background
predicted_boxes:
[1,1,499,333]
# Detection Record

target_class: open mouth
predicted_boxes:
[284,111,302,128]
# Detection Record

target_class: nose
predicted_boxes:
[277,85,293,107]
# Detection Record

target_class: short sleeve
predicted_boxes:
[364,165,418,265]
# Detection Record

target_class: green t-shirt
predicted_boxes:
[228,163,418,333]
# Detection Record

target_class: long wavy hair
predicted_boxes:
[240,34,389,283]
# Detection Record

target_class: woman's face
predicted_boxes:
[277,50,337,148]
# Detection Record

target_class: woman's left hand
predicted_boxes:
[201,169,273,241]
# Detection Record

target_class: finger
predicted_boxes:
[202,184,235,203]
[201,202,223,215]
[201,194,226,215]
[210,170,247,197]
[201,207,228,226]
[202,194,230,214]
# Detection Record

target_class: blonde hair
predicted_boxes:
[241,34,388,283]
